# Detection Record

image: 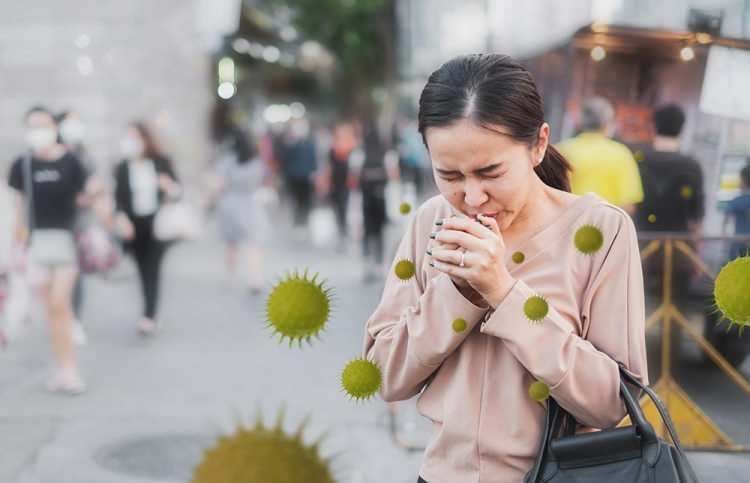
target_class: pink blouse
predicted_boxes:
[363,193,648,483]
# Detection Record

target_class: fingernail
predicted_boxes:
[435,219,443,226]
[429,233,436,239]
[426,249,432,256]
[429,262,435,268]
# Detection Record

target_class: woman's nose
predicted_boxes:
[464,179,488,208]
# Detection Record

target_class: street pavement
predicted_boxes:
[1,214,749,483]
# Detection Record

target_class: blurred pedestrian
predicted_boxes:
[279,118,317,238]
[557,97,643,214]
[634,104,704,234]
[208,101,267,294]
[397,119,428,198]
[56,109,97,346]
[7,105,98,394]
[328,122,358,251]
[359,121,388,283]
[113,122,181,336]
[634,104,705,299]
[723,164,750,260]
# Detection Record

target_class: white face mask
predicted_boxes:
[26,128,58,152]
[60,119,86,144]
[121,135,144,158]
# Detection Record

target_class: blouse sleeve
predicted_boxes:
[363,204,489,402]
[480,209,648,428]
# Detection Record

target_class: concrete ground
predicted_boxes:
[1,214,749,483]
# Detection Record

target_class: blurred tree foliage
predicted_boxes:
[270,0,396,118]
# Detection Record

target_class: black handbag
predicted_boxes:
[524,366,700,483]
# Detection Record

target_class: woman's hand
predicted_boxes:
[158,174,181,199]
[114,213,135,241]
[428,215,516,308]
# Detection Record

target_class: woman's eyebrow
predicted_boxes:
[435,163,503,176]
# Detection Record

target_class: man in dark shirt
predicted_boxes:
[635,104,705,300]
[635,104,705,233]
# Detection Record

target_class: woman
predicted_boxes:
[114,122,180,336]
[7,106,96,394]
[363,54,648,483]
[209,102,267,293]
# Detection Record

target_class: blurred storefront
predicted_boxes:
[526,23,750,233]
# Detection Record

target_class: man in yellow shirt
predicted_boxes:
[557,97,644,214]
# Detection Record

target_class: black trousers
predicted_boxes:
[330,186,349,238]
[287,177,313,227]
[129,215,166,319]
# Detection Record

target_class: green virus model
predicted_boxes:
[394,259,416,281]
[633,150,644,162]
[524,295,548,324]
[265,270,333,346]
[341,358,382,401]
[512,251,525,264]
[399,202,412,215]
[648,214,657,224]
[529,380,550,402]
[714,256,750,332]
[192,415,335,483]
[574,225,604,255]
[452,318,467,333]
[680,185,694,200]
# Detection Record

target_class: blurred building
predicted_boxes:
[0,0,242,181]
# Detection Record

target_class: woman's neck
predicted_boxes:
[504,181,569,241]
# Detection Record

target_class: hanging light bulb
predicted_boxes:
[590,46,606,62]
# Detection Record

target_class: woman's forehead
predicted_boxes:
[425,120,521,167]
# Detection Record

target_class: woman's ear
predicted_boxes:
[533,123,551,167]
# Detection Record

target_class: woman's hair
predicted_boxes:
[130,121,165,161]
[418,54,571,191]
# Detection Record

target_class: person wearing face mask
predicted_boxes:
[113,122,181,336]
[7,105,96,395]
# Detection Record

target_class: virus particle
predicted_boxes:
[634,150,644,162]
[341,358,382,401]
[394,259,416,281]
[529,380,550,402]
[714,256,750,332]
[512,251,525,264]
[680,185,694,200]
[524,295,548,324]
[574,225,604,255]
[648,214,657,224]
[265,270,332,347]
[399,202,412,215]
[192,414,334,483]
[452,318,467,333]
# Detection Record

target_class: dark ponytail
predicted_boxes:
[418,53,571,192]
[535,144,571,191]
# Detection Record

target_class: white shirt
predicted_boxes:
[128,159,159,216]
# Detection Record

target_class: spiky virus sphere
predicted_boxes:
[394,259,416,281]
[399,202,412,215]
[341,358,382,401]
[192,417,334,483]
[452,318,467,333]
[529,380,550,402]
[524,295,548,324]
[265,270,332,346]
[512,251,525,264]
[714,256,750,331]
[648,214,657,224]
[680,185,694,200]
[574,225,604,255]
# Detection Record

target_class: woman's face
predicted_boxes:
[121,126,145,158]
[425,118,548,232]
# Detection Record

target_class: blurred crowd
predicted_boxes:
[1,92,750,395]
